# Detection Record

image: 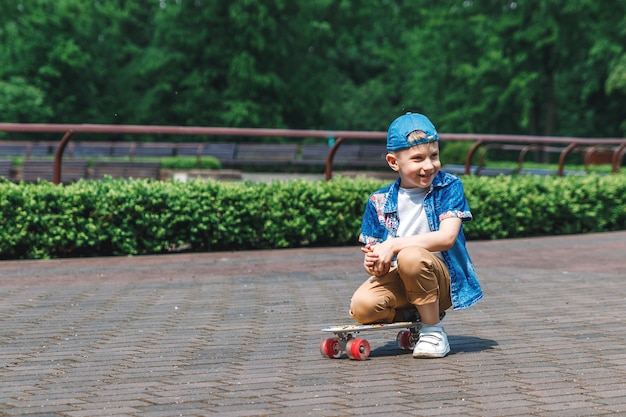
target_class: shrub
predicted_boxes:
[0,174,624,259]
[440,141,476,165]
[461,175,626,239]
[159,156,221,170]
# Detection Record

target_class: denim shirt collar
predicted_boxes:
[382,171,452,215]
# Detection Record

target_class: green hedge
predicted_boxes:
[462,175,626,239]
[1,175,625,260]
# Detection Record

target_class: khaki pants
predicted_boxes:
[350,246,452,324]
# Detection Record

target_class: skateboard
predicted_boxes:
[320,321,422,360]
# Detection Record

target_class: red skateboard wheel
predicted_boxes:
[320,338,342,359]
[346,338,370,360]
[396,330,415,350]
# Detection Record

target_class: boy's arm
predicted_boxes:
[390,217,462,252]
[368,217,462,273]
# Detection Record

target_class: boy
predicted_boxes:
[349,112,482,358]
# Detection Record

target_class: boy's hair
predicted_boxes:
[387,112,439,151]
[407,130,428,143]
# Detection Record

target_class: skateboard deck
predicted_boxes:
[320,321,422,360]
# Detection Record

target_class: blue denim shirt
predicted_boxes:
[359,171,483,310]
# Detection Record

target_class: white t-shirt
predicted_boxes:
[397,187,442,259]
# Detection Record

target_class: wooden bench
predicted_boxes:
[175,143,237,167]
[71,142,115,157]
[584,145,616,169]
[0,143,30,157]
[29,143,54,157]
[297,144,334,166]
[331,144,362,167]
[111,143,135,158]
[0,141,56,158]
[174,143,204,157]
[235,144,298,167]
[297,143,388,170]
[22,160,88,183]
[357,144,387,169]
[92,161,161,180]
[0,160,13,180]
[298,144,363,166]
[130,143,176,158]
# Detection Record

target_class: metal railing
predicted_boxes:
[0,123,386,183]
[0,123,624,183]
[444,133,626,176]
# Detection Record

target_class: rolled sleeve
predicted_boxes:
[437,178,472,223]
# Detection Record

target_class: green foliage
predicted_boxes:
[462,174,626,239]
[399,0,626,137]
[440,141,476,166]
[158,156,221,170]
[0,175,625,260]
[0,76,53,124]
[1,1,624,135]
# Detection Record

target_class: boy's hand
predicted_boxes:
[361,243,392,276]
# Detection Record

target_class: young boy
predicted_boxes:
[349,112,482,358]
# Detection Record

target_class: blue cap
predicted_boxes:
[386,112,439,151]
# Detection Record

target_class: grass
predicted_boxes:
[10,155,222,170]
[7,154,624,176]
[483,160,619,175]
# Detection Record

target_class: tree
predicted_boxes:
[0,0,155,126]
[0,0,623,137]
[607,54,626,133]
[306,0,407,131]
[126,0,298,129]
[0,76,52,125]
[397,0,626,137]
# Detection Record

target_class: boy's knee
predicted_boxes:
[397,247,434,275]
[397,245,430,261]
[349,294,375,324]
[396,246,441,304]
[349,293,394,324]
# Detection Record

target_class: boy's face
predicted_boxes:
[386,142,440,189]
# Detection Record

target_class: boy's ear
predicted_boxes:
[386,153,400,171]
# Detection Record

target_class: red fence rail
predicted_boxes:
[0,123,624,183]
[439,133,626,177]
[0,123,386,182]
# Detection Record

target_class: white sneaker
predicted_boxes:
[413,325,450,358]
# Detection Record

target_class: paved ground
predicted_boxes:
[0,230,625,416]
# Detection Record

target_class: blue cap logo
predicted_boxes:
[386,112,439,151]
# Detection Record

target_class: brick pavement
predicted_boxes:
[0,230,625,416]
